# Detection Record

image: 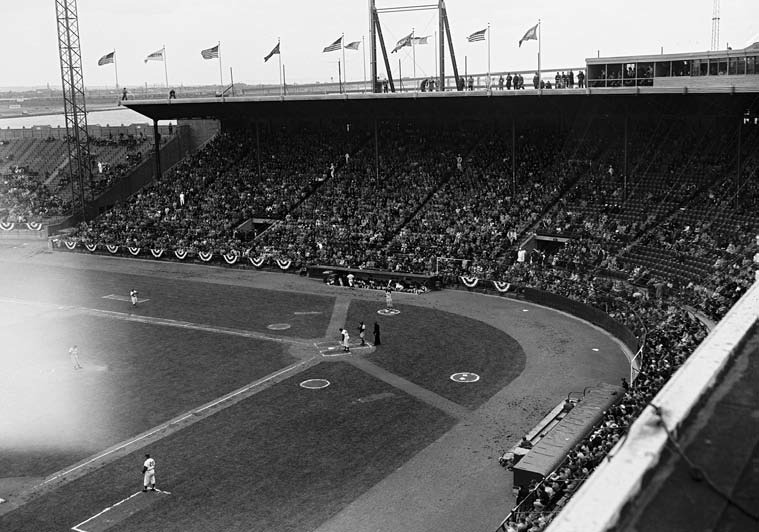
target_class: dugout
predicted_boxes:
[512,383,624,488]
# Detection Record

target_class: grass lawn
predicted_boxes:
[0,262,333,338]
[346,299,526,408]
[0,362,456,532]
[0,311,292,478]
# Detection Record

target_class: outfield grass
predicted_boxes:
[346,299,526,408]
[0,362,456,532]
[0,262,333,338]
[0,312,292,478]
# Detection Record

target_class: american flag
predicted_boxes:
[97,51,115,66]
[201,44,219,60]
[344,41,361,50]
[412,35,431,45]
[144,48,164,63]
[467,29,487,42]
[322,36,343,53]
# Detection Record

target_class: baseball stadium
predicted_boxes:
[1,2,759,532]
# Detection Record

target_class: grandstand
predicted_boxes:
[2,52,758,532]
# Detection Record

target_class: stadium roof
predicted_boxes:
[124,88,759,122]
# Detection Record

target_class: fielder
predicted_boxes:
[130,289,139,306]
[142,454,156,492]
[69,345,82,370]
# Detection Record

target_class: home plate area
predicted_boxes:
[315,339,373,357]
[71,489,170,532]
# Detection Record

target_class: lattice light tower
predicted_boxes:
[711,0,721,51]
[55,0,92,218]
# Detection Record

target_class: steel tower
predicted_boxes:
[55,0,92,218]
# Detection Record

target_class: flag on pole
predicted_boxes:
[519,23,539,47]
[467,29,487,42]
[344,41,361,50]
[264,42,280,62]
[412,35,431,45]
[144,48,164,63]
[391,32,413,53]
[322,36,343,53]
[201,44,220,59]
[98,51,115,66]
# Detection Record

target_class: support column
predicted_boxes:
[623,114,628,201]
[511,118,516,194]
[374,119,379,180]
[736,116,742,208]
[256,122,262,181]
[153,120,162,181]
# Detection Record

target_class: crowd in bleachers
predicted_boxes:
[0,171,68,222]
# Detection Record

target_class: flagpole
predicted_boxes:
[538,20,541,87]
[434,31,438,83]
[113,49,119,89]
[412,27,416,82]
[341,34,347,92]
[278,38,283,97]
[163,45,169,89]
[217,41,223,93]
[487,23,491,89]
[362,35,367,93]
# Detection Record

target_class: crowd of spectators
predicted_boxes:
[0,171,68,222]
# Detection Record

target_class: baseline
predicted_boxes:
[71,489,170,532]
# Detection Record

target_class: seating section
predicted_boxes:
[0,132,154,222]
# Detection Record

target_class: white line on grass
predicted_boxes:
[40,357,317,489]
[71,491,143,531]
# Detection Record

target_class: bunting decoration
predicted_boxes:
[65,241,77,250]
[460,276,479,288]
[198,251,213,262]
[26,222,43,231]
[493,281,512,292]
[0,222,14,231]
[248,255,265,268]
[150,249,165,258]
[106,245,119,254]
[85,243,97,252]
[174,249,188,260]
[276,258,292,270]
[223,251,239,265]
[127,247,140,256]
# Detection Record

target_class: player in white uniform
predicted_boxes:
[342,329,350,352]
[130,289,139,306]
[142,454,156,491]
[385,288,393,310]
[69,345,82,370]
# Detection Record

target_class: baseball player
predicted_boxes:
[342,328,351,353]
[142,454,156,492]
[384,287,393,310]
[130,289,139,306]
[69,345,82,370]
[358,321,366,346]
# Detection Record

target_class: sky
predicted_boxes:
[2,0,758,89]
